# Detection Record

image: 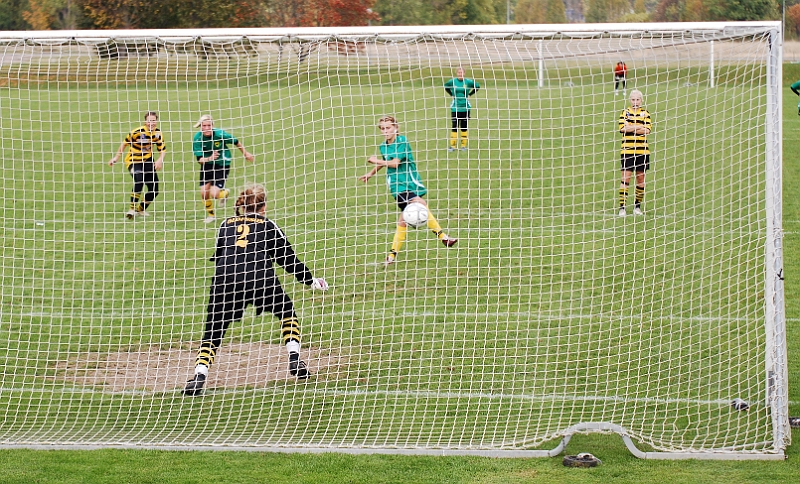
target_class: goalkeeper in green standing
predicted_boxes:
[444,67,480,152]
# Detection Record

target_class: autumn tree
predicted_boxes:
[585,0,630,22]
[23,0,87,30]
[514,0,547,23]
[372,0,497,26]
[546,0,567,23]
[788,4,800,39]
[0,0,31,30]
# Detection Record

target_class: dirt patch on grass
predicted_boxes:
[56,343,338,393]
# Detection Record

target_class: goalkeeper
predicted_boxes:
[108,111,166,219]
[183,184,329,396]
[192,114,255,224]
[791,79,800,115]
[444,67,480,152]
[358,115,457,266]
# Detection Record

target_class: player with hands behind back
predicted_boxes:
[183,184,327,396]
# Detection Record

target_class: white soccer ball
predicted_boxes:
[402,202,429,229]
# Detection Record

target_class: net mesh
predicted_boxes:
[0,24,787,456]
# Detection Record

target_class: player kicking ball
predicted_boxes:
[358,115,457,266]
[183,184,328,396]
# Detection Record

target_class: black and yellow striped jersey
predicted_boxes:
[123,125,166,168]
[618,107,651,155]
[211,214,314,288]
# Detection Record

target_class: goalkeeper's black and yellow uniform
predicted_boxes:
[196,213,315,366]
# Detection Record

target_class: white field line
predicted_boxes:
[0,384,792,407]
[0,309,778,323]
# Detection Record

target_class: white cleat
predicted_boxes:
[618,207,626,217]
[125,209,137,220]
[204,215,216,224]
[633,206,643,216]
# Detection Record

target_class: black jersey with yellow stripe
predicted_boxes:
[618,107,651,155]
[211,214,314,287]
[123,126,166,168]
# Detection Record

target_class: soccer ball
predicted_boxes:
[402,202,429,229]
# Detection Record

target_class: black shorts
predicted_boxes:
[200,163,230,189]
[395,191,422,211]
[621,154,650,172]
[129,161,156,176]
[207,276,296,323]
[451,110,470,130]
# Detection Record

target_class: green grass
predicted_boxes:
[0,49,798,482]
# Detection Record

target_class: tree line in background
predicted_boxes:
[0,0,784,32]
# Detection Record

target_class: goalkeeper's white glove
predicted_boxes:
[311,278,329,292]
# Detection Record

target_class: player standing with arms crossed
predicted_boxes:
[444,67,480,152]
[108,111,166,219]
[192,115,255,224]
[618,90,651,217]
[183,184,329,396]
[358,116,457,266]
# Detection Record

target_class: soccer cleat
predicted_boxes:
[204,215,216,224]
[125,209,137,219]
[218,192,228,207]
[183,373,207,396]
[633,206,643,216]
[447,147,455,152]
[137,210,149,217]
[383,255,396,266]
[441,236,458,247]
[289,359,311,379]
[618,207,626,217]
[460,147,467,151]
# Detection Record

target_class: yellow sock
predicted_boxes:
[427,211,445,240]
[460,131,468,148]
[217,189,229,200]
[449,131,458,148]
[390,224,408,257]
[204,199,215,216]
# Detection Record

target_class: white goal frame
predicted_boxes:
[0,22,788,460]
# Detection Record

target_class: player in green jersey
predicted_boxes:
[108,111,166,219]
[791,80,800,115]
[192,115,255,224]
[358,116,457,266]
[444,67,480,152]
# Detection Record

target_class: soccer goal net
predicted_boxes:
[0,22,788,459]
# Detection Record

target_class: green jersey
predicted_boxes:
[380,135,427,198]
[192,128,239,167]
[444,77,480,112]
[792,80,800,96]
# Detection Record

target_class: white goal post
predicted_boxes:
[0,22,788,460]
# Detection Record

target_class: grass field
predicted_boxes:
[0,38,798,482]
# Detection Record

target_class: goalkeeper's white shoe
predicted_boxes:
[204,215,216,224]
[633,206,643,216]
[182,373,206,396]
[125,209,137,220]
[618,207,626,217]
